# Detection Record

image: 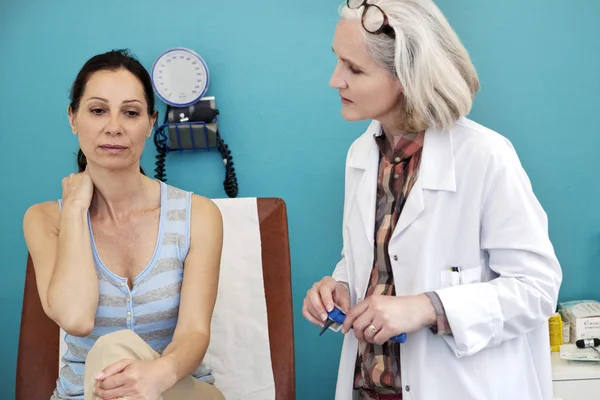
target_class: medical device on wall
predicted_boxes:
[151,47,238,198]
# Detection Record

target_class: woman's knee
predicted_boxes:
[88,329,144,355]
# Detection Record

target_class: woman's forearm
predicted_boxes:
[159,330,210,390]
[48,203,98,335]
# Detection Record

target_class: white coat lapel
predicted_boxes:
[391,125,457,240]
[393,178,424,238]
[347,121,381,253]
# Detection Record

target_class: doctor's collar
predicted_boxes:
[375,127,423,138]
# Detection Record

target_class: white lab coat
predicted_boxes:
[332,118,562,400]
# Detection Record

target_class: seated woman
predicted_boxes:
[23,49,225,400]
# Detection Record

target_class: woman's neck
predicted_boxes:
[379,115,417,148]
[87,164,155,220]
[376,100,420,147]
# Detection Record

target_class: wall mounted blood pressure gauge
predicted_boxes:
[151,47,210,107]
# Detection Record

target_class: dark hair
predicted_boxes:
[70,49,155,173]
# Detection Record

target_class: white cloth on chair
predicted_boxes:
[205,198,275,399]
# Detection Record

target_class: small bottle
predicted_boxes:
[549,313,563,352]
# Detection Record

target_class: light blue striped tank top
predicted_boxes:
[52,182,213,399]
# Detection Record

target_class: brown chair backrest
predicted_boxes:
[16,198,295,400]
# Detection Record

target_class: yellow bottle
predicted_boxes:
[549,313,563,352]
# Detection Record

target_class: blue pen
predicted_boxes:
[319,306,407,343]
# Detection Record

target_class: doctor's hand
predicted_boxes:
[342,294,436,345]
[303,276,351,326]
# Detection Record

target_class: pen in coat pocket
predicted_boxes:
[450,266,463,285]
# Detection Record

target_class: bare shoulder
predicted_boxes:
[190,194,223,231]
[187,195,223,259]
[23,201,61,237]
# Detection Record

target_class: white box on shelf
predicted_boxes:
[558,300,600,342]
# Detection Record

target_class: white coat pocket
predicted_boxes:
[440,266,482,288]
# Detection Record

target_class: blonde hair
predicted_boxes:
[340,0,480,131]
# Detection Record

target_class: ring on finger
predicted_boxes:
[368,324,378,334]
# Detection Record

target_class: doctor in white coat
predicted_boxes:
[302,1,562,399]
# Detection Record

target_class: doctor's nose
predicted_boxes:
[329,66,348,90]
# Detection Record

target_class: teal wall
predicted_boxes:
[1,0,598,398]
